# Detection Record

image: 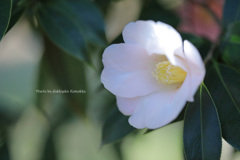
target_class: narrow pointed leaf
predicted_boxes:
[0,0,12,40]
[205,62,240,150]
[184,84,222,160]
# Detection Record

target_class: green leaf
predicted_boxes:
[230,35,240,44]
[221,43,240,70]
[36,0,106,62]
[221,22,240,70]
[37,38,87,116]
[139,1,179,27]
[222,0,240,26]
[5,0,24,33]
[184,84,222,160]
[0,0,12,40]
[102,106,136,145]
[205,62,240,150]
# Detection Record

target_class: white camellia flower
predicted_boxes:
[101,20,205,129]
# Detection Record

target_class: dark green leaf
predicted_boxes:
[0,0,12,40]
[221,22,240,70]
[223,22,240,43]
[102,106,136,145]
[221,43,240,70]
[36,0,106,62]
[230,35,240,44]
[5,0,24,33]
[184,84,222,160]
[205,62,240,150]
[222,0,240,26]
[139,1,179,27]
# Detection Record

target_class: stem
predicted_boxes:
[204,40,219,65]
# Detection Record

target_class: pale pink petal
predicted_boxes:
[184,40,205,72]
[145,74,191,129]
[101,43,166,98]
[102,20,206,130]
[122,20,182,56]
[167,46,189,72]
[117,81,183,116]
[116,96,140,116]
[183,40,205,101]
[127,75,191,129]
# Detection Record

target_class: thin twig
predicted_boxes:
[204,40,219,65]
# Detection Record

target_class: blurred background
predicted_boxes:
[0,0,239,159]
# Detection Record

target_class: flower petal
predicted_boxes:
[128,75,191,129]
[184,40,205,72]
[122,20,182,56]
[116,96,140,116]
[101,43,167,98]
[168,46,189,72]
[183,40,205,101]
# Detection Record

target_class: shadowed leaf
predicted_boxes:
[0,0,12,40]
[205,62,240,150]
[184,84,222,160]
[102,106,135,145]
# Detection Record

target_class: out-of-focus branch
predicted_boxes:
[204,40,219,65]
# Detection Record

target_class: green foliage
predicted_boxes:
[205,62,240,150]
[102,106,136,145]
[183,84,222,160]
[222,0,240,26]
[37,38,87,116]
[221,22,240,70]
[36,0,106,62]
[139,1,179,27]
[0,0,12,40]
[5,0,25,33]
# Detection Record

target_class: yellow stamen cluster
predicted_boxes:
[153,61,187,84]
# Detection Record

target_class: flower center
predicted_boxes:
[152,61,187,84]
